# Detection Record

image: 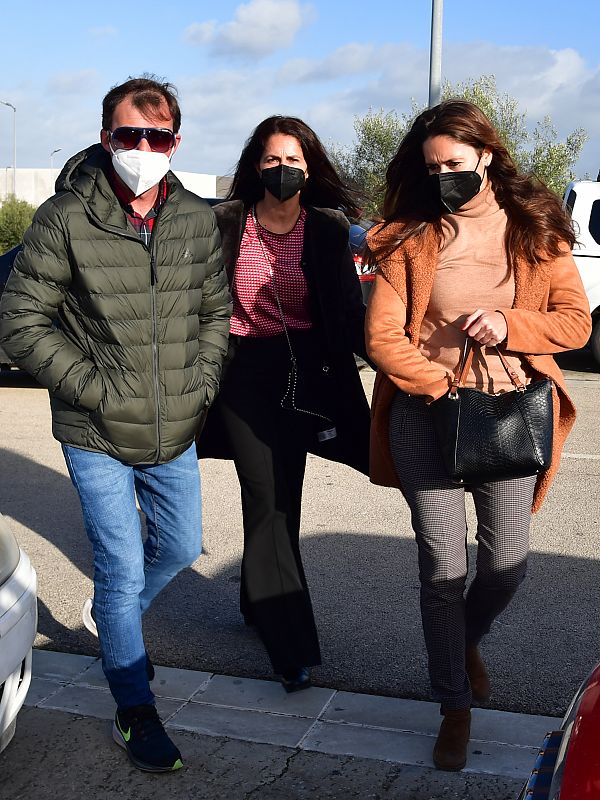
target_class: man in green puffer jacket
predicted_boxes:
[0,76,231,773]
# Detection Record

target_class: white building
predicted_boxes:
[0,169,230,208]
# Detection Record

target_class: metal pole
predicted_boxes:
[428,0,444,108]
[0,101,16,195]
[12,107,16,196]
[50,148,61,191]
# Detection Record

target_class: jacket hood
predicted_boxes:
[55,143,110,195]
[54,144,129,230]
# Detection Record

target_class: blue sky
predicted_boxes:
[1,0,599,181]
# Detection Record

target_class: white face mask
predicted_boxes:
[110,145,172,197]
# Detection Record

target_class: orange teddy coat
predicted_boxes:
[365,223,592,513]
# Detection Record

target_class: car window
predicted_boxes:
[0,245,21,287]
[589,200,600,246]
[349,221,373,251]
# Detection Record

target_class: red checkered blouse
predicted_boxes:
[230,208,313,337]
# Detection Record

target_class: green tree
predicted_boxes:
[519,117,587,196]
[443,76,586,195]
[331,75,587,216]
[0,195,36,253]
[444,75,530,168]
[329,108,412,217]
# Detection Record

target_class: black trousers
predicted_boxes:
[217,332,322,673]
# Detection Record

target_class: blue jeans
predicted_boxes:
[62,443,202,709]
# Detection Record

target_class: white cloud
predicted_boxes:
[175,70,277,174]
[292,41,600,181]
[183,21,217,46]
[47,70,100,96]
[9,38,600,184]
[278,43,376,83]
[88,26,118,39]
[184,0,315,59]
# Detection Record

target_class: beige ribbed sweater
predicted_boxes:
[419,182,531,392]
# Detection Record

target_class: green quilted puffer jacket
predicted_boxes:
[0,144,232,464]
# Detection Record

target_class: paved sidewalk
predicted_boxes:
[8,648,554,793]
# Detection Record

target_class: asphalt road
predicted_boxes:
[0,708,524,800]
[1,349,599,718]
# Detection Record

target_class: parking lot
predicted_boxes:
[0,349,598,719]
[1,350,599,797]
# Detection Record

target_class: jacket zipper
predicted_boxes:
[91,215,162,461]
[73,183,168,461]
[149,249,161,460]
[148,209,164,462]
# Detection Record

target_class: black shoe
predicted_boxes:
[279,667,311,693]
[112,704,183,772]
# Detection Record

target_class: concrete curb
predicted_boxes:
[28,648,555,780]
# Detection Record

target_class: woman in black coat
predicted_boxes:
[197,115,371,691]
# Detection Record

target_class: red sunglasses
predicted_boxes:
[108,127,176,154]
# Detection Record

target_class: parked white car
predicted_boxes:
[563,180,600,364]
[0,513,37,752]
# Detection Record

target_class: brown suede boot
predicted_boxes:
[466,644,491,705]
[432,708,471,771]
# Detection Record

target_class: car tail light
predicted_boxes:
[548,664,600,798]
[354,255,375,282]
[519,663,600,799]
[519,730,563,797]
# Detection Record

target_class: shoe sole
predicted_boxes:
[471,693,491,707]
[281,679,312,693]
[433,758,466,772]
[82,598,98,638]
[112,723,183,773]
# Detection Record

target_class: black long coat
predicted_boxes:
[196,200,371,475]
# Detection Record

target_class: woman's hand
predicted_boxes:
[461,309,508,346]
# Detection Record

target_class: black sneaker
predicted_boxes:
[112,704,183,772]
[279,666,312,693]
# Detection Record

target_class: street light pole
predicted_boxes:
[50,148,62,191]
[428,0,444,108]
[0,101,16,196]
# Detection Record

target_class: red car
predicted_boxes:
[349,220,375,304]
[518,662,600,798]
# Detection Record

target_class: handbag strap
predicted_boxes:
[449,338,525,397]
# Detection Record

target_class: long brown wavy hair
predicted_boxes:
[367,100,575,267]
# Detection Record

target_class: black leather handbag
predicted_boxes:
[430,339,553,483]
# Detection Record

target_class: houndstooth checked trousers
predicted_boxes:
[389,391,536,710]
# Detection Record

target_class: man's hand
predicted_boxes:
[461,309,507,347]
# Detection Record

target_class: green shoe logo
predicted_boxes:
[117,717,131,742]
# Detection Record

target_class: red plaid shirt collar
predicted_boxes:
[107,166,168,241]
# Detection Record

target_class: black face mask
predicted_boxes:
[425,157,483,214]
[261,165,306,202]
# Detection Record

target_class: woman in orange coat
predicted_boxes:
[365,100,591,772]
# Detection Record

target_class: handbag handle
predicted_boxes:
[449,338,525,398]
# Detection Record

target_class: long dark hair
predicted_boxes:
[368,100,575,267]
[227,115,360,217]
